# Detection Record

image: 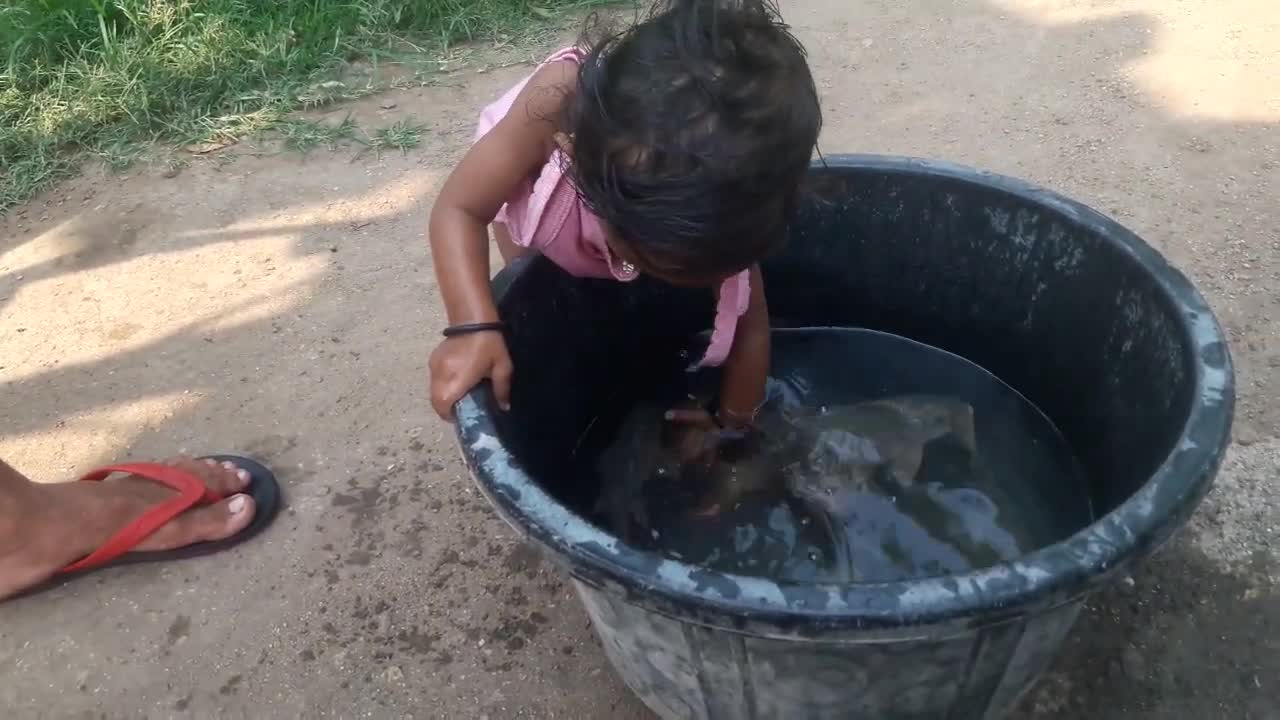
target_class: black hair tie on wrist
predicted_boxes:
[442,321,506,338]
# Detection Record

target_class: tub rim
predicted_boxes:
[453,154,1234,638]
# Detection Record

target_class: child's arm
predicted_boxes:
[716,265,771,428]
[665,266,770,459]
[428,61,577,420]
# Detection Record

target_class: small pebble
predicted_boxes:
[381,665,404,684]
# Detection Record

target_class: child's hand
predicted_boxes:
[665,408,758,466]
[429,332,513,420]
[664,407,719,465]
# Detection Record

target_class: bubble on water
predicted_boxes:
[808,550,820,562]
[800,517,811,526]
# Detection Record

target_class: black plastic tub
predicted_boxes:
[454,155,1234,719]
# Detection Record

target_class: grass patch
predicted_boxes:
[0,0,612,212]
[277,115,359,154]
[364,118,426,156]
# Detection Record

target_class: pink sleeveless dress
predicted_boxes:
[474,47,750,367]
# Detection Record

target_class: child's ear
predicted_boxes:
[553,132,574,155]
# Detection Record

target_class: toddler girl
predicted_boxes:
[428,0,821,443]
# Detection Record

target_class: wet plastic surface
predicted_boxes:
[455,155,1234,719]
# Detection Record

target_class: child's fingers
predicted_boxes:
[491,357,514,412]
[431,379,462,421]
[429,368,476,422]
[427,344,459,421]
[677,429,714,465]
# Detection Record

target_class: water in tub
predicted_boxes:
[588,377,1093,584]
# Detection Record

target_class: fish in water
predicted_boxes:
[772,396,1029,581]
[778,394,977,495]
[592,401,677,541]
[796,483,1025,582]
[690,395,979,518]
[594,394,980,540]
[593,401,783,527]
[683,436,786,517]
[588,373,1081,582]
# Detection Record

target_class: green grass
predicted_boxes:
[364,118,426,155]
[277,115,359,154]
[0,0,609,212]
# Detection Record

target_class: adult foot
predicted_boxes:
[0,457,256,600]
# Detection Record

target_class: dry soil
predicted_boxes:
[1,0,1277,718]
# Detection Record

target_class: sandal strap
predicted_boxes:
[61,463,221,574]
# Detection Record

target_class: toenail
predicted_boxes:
[236,469,250,483]
[222,461,237,470]
[229,495,247,514]
[204,458,218,466]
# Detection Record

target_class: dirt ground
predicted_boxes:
[1,0,1277,717]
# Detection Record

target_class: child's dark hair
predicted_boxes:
[566,0,822,278]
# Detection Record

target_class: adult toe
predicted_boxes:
[135,494,256,552]
[172,457,252,496]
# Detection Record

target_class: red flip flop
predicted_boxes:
[59,455,282,574]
